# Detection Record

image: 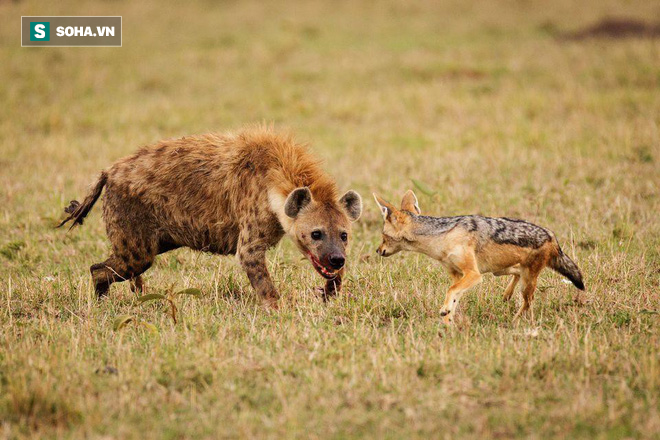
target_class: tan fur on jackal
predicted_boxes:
[374,190,584,324]
[58,127,362,306]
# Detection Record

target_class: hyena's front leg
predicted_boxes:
[322,269,344,300]
[237,231,279,308]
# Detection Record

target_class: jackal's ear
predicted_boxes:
[339,190,362,222]
[284,187,312,218]
[373,193,396,221]
[400,190,420,214]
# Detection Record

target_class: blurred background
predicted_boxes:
[1,1,658,221]
[0,1,658,438]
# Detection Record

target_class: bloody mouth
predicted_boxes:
[305,251,339,280]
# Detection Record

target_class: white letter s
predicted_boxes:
[35,24,45,39]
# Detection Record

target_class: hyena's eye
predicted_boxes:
[311,230,323,240]
[340,232,348,242]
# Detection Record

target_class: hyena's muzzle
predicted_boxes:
[306,242,346,279]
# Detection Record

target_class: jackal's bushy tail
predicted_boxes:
[550,247,584,290]
[57,172,107,230]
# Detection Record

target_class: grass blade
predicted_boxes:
[175,288,202,297]
[411,178,437,196]
[137,293,166,303]
[113,315,134,331]
[139,322,160,335]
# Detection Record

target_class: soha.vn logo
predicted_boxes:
[55,25,116,37]
[30,22,50,41]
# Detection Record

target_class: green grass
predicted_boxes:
[1,0,659,438]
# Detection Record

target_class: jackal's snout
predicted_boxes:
[376,243,392,257]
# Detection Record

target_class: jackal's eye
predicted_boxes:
[311,230,322,240]
[340,232,348,242]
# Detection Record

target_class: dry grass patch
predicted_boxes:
[1,0,659,438]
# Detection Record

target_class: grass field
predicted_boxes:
[1,0,659,438]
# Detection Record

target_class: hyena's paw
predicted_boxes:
[315,286,348,301]
[130,276,144,294]
[262,295,280,310]
[314,286,327,298]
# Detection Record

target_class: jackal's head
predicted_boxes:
[373,190,421,257]
[273,187,362,279]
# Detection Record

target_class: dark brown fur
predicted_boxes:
[59,127,362,304]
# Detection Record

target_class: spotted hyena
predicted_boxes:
[59,128,363,306]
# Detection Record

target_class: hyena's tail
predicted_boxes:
[549,246,584,290]
[57,171,108,230]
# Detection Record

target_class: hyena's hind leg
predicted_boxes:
[90,238,156,297]
[130,276,144,294]
[90,255,131,297]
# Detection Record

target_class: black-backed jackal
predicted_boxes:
[374,190,584,324]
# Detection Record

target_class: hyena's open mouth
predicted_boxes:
[305,251,339,280]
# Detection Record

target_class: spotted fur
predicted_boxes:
[58,127,362,305]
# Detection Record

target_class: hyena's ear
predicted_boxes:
[339,190,362,222]
[400,189,420,214]
[373,193,396,221]
[284,187,312,218]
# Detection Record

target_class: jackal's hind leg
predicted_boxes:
[502,275,520,302]
[493,265,521,302]
[513,269,539,322]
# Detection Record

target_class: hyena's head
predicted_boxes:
[281,187,362,279]
[373,190,421,257]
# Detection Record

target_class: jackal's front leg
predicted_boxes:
[440,270,482,324]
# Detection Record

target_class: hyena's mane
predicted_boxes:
[235,127,339,203]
